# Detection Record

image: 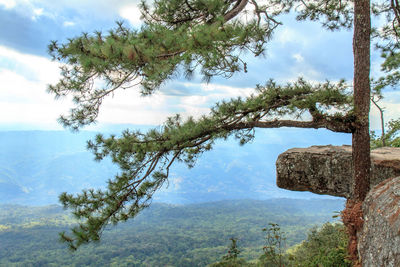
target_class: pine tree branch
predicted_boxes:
[49,0,288,129]
[233,118,353,133]
[223,0,248,22]
[59,78,354,249]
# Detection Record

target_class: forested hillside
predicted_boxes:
[0,199,344,266]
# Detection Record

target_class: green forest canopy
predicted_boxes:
[0,199,346,266]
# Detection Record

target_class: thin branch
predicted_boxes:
[371,96,386,146]
[224,0,248,22]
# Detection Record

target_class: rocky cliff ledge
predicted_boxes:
[276,145,400,199]
[276,145,400,265]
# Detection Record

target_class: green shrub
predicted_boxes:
[288,223,350,267]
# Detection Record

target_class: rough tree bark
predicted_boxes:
[345,1,371,265]
[353,0,371,202]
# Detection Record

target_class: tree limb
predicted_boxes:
[224,0,248,22]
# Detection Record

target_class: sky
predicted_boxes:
[0,0,399,132]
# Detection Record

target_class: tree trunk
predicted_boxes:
[345,2,371,265]
[353,0,371,202]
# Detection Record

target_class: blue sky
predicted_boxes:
[0,0,398,131]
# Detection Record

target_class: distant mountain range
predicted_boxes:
[0,128,351,205]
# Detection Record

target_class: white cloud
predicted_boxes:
[276,27,300,45]
[166,82,256,120]
[33,7,43,16]
[86,79,259,125]
[63,21,76,27]
[0,0,398,131]
[0,69,71,126]
[0,46,60,83]
[37,0,140,14]
[0,0,16,9]
[201,83,254,96]
[119,4,142,26]
[0,0,48,21]
[171,177,183,190]
[0,46,243,128]
[97,89,175,125]
[0,46,71,128]
[0,0,141,23]
[292,53,304,62]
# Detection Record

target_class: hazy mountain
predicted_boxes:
[0,131,115,205]
[0,128,350,205]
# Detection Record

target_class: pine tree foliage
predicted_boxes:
[59,78,353,250]
[48,0,279,130]
[371,118,400,148]
[371,1,400,91]
[49,0,400,249]
[48,0,355,130]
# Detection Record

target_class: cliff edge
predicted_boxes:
[276,145,400,199]
[275,145,400,265]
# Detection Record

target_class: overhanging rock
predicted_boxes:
[276,145,400,198]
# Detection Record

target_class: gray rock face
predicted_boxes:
[276,145,400,198]
[358,176,400,266]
